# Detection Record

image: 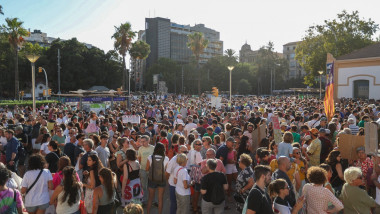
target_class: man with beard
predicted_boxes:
[246,165,273,214]
[243,123,254,151]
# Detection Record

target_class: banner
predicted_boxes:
[272,116,282,144]
[324,63,335,121]
[89,103,106,114]
[122,115,141,124]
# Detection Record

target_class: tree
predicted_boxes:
[1,18,29,98]
[237,79,251,95]
[0,5,3,15]
[129,40,150,90]
[187,32,208,95]
[112,22,135,91]
[295,10,379,86]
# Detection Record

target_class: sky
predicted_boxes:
[1,0,380,55]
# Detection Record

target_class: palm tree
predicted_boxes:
[0,5,3,15]
[111,22,135,91]
[187,32,208,95]
[129,40,150,91]
[1,18,29,98]
[224,49,236,58]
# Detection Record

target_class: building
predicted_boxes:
[283,41,305,79]
[239,43,259,63]
[24,29,93,48]
[328,42,380,100]
[145,17,223,69]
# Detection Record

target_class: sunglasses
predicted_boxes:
[182,151,189,154]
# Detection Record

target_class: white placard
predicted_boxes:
[122,115,141,124]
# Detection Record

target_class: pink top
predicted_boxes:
[52,171,81,189]
[200,159,226,176]
[303,183,343,214]
[227,150,235,161]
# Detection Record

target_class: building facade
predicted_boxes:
[283,41,305,79]
[328,42,380,100]
[145,17,223,68]
[24,29,93,48]
[239,43,258,63]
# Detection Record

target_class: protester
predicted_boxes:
[340,167,377,214]
[83,154,104,214]
[174,153,191,214]
[246,165,273,214]
[21,154,54,214]
[200,158,228,214]
[122,149,143,206]
[0,167,24,214]
[137,135,154,205]
[92,168,116,214]
[235,153,254,212]
[45,140,64,173]
[326,150,345,194]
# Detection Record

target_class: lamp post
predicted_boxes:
[39,67,48,100]
[227,66,234,103]
[318,70,323,99]
[26,54,40,117]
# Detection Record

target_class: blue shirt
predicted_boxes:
[215,144,229,165]
[276,142,293,159]
[5,137,19,162]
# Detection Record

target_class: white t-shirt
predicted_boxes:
[40,142,51,155]
[174,166,191,196]
[21,169,53,207]
[186,150,202,169]
[184,123,197,135]
[166,155,179,186]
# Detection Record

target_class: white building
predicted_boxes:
[328,42,380,100]
[24,83,50,98]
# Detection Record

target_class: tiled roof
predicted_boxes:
[337,42,380,60]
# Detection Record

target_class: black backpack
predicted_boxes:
[148,155,165,185]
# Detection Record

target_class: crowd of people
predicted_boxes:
[0,95,379,214]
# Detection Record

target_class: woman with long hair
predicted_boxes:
[146,143,169,214]
[53,156,80,190]
[268,179,304,214]
[83,154,104,214]
[122,149,143,206]
[21,154,54,214]
[40,133,52,156]
[325,150,345,194]
[50,166,81,214]
[0,167,25,214]
[92,168,116,214]
[45,140,64,173]
[237,135,250,160]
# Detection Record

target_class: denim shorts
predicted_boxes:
[148,180,166,188]
[26,202,50,212]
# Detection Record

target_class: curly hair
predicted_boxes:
[307,166,327,185]
[28,154,46,170]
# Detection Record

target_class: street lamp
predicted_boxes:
[318,70,324,99]
[26,54,40,117]
[227,66,234,102]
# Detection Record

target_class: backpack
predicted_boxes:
[148,155,165,185]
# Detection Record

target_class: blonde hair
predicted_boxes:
[176,153,187,165]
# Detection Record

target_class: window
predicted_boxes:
[353,80,369,99]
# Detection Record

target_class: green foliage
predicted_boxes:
[0,100,57,107]
[237,79,251,95]
[0,5,3,15]
[129,40,150,60]
[112,22,135,57]
[21,42,45,57]
[295,10,379,86]
[144,58,180,92]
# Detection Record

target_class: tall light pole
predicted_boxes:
[26,54,40,117]
[318,70,323,99]
[39,67,48,100]
[227,66,234,103]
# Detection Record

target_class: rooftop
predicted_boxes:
[336,42,380,60]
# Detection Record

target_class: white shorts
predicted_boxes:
[225,163,238,174]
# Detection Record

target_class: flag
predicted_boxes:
[324,63,335,121]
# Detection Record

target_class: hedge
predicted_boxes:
[0,100,58,107]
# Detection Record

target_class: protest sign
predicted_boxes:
[122,115,140,124]
[272,116,282,144]
[365,122,378,155]
[339,134,365,161]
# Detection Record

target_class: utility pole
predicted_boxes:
[57,49,61,95]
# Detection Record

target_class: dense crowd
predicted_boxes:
[0,95,380,214]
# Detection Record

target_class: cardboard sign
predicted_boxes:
[272,116,280,130]
[122,115,140,124]
[365,122,378,155]
[338,134,365,161]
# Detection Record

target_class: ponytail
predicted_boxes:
[268,179,287,198]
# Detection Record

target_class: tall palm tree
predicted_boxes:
[1,18,29,98]
[187,32,208,95]
[224,49,236,58]
[0,5,4,15]
[129,40,150,91]
[111,22,135,91]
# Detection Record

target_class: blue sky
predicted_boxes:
[1,0,380,55]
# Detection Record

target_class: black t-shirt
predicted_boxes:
[247,184,274,214]
[45,150,62,173]
[200,172,227,203]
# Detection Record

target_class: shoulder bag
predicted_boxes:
[26,169,43,195]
